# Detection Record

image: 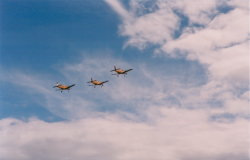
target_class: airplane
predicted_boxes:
[111,66,133,77]
[53,82,75,92]
[87,78,108,88]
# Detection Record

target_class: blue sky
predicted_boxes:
[1,0,127,121]
[1,0,121,69]
[0,0,249,160]
[0,0,207,121]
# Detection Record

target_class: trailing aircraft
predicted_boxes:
[53,82,75,92]
[87,78,108,88]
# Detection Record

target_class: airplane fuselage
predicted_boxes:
[115,69,126,74]
[54,84,75,91]
[57,85,71,90]
[89,80,108,87]
[91,80,103,85]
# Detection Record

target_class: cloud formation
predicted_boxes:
[105,0,249,117]
[1,49,248,159]
[0,108,248,160]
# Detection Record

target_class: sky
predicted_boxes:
[0,0,249,160]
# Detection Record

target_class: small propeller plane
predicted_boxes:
[53,82,75,92]
[111,66,133,77]
[87,78,108,88]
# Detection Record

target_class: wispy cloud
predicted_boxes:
[105,0,131,20]
[1,49,248,119]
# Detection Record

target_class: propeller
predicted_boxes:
[110,67,116,72]
[111,66,121,72]
[87,78,93,83]
[53,82,60,88]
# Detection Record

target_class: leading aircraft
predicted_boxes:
[110,66,133,77]
[87,78,108,88]
[53,82,75,92]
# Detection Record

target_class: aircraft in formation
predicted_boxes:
[111,66,133,77]
[53,82,75,92]
[87,78,109,88]
[53,66,132,92]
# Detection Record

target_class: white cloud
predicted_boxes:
[163,7,248,54]
[0,108,248,160]
[105,0,249,87]
[105,0,249,117]
[104,0,233,49]
[227,0,249,10]
[106,0,179,49]
[163,6,249,87]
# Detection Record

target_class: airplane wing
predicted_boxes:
[101,81,109,84]
[68,84,76,88]
[124,69,133,73]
